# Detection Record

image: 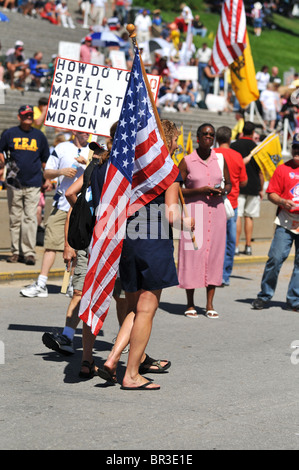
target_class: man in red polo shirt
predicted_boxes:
[252,133,299,311]
[215,126,248,286]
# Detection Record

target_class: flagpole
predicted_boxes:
[127,24,198,250]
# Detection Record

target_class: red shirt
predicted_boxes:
[267,160,299,214]
[215,147,248,209]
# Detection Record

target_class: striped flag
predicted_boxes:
[78,48,179,336]
[211,0,247,74]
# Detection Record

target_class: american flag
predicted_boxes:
[211,0,247,75]
[78,48,179,335]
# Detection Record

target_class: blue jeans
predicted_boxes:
[223,208,238,284]
[258,225,299,308]
[198,62,207,85]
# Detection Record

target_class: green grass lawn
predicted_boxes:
[135,1,299,78]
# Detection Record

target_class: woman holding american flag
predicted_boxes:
[97,120,195,390]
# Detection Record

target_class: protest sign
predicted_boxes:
[109,50,127,69]
[58,41,80,60]
[45,57,160,137]
[172,65,198,81]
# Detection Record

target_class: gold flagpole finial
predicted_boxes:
[127,24,137,47]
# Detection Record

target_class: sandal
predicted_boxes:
[184,309,198,318]
[121,380,160,391]
[205,309,219,319]
[79,360,97,379]
[139,354,171,374]
[97,367,117,384]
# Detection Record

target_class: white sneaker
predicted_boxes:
[20,282,48,298]
[65,283,73,298]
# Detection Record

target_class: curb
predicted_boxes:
[0,255,294,283]
[0,269,65,282]
[234,254,294,265]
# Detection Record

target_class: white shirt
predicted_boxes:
[196,46,212,63]
[93,0,107,7]
[45,141,88,212]
[260,89,278,110]
[181,5,193,21]
[134,14,152,31]
[256,71,270,91]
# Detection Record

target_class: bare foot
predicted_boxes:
[122,373,160,390]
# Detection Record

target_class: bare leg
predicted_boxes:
[122,289,162,389]
[40,249,56,276]
[186,288,195,309]
[114,296,127,327]
[81,322,97,373]
[104,292,138,377]
[184,288,198,317]
[244,216,253,247]
[206,285,217,315]
[65,290,81,330]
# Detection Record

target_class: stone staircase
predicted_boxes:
[160,108,237,149]
[0,3,251,146]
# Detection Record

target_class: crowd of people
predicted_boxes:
[0,3,298,390]
[0,39,56,91]
[0,1,299,127]
[0,97,298,390]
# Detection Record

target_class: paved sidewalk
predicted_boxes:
[0,260,298,450]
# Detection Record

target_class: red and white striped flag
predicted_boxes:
[211,0,247,74]
[78,48,179,336]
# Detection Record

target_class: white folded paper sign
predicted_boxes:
[45,57,160,137]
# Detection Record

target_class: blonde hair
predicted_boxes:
[161,119,179,151]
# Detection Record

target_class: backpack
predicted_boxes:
[67,159,97,250]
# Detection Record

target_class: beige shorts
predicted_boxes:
[72,249,88,292]
[44,208,67,251]
[238,194,261,218]
[72,249,125,298]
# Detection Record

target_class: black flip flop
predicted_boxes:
[139,354,171,374]
[97,368,117,384]
[120,380,160,391]
[79,360,97,379]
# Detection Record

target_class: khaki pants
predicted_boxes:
[6,185,40,257]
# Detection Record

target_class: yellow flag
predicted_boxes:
[230,32,259,109]
[186,130,193,155]
[173,126,184,166]
[253,134,284,181]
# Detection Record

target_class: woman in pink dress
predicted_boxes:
[178,123,231,319]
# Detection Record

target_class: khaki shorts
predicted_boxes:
[72,248,125,298]
[72,249,88,292]
[238,194,261,218]
[44,208,67,251]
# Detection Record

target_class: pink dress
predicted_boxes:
[178,149,226,288]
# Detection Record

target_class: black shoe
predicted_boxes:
[252,298,268,310]
[24,255,36,265]
[244,245,252,255]
[42,332,74,355]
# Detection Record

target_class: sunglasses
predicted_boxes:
[202,132,215,137]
